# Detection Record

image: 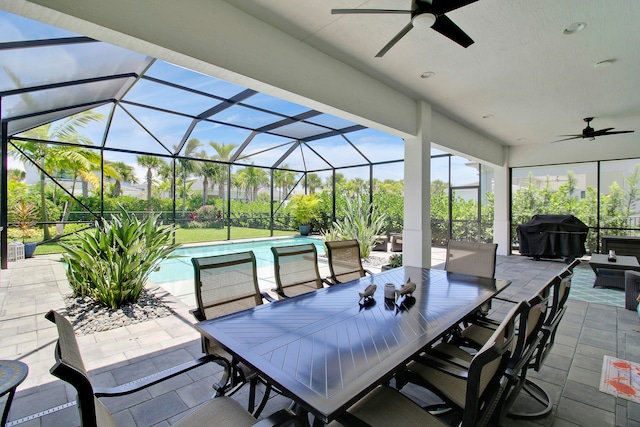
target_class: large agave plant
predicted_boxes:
[61,209,179,308]
[331,195,387,258]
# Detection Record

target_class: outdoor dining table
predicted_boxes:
[195,266,511,425]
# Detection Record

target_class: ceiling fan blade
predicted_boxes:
[591,127,614,134]
[331,9,411,15]
[597,130,635,136]
[552,136,583,143]
[375,22,414,57]
[431,0,478,15]
[431,15,474,47]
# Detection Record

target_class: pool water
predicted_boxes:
[148,236,325,284]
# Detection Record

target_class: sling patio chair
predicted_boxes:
[445,240,499,320]
[45,310,300,427]
[508,272,574,419]
[192,251,277,417]
[445,240,498,279]
[455,277,557,423]
[324,239,373,284]
[335,302,522,427]
[394,301,521,427]
[271,243,331,299]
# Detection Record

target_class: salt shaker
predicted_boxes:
[384,283,396,299]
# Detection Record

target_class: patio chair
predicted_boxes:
[271,243,331,298]
[324,239,373,284]
[192,251,276,416]
[384,302,521,427]
[560,258,581,278]
[457,276,558,423]
[445,240,498,279]
[45,310,300,427]
[445,240,498,319]
[390,233,403,252]
[507,273,573,419]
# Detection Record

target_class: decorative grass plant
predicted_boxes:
[61,209,179,308]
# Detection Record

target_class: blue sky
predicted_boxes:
[2,10,482,187]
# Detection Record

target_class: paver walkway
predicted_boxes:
[1,251,639,426]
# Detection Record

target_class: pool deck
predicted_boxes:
[4,245,637,426]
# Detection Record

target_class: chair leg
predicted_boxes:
[248,377,257,414]
[252,383,273,418]
[506,378,553,419]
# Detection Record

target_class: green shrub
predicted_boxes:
[330,195,387,258]
[61,209,179,308]
[388,253,403,268]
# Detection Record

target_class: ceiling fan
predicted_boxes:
[554,117,635,142]
[331,0,478,57]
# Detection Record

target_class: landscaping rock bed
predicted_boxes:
[64,289,174,335]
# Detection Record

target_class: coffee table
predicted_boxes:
[589,254,640,289]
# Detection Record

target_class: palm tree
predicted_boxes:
[157,161,175,200]
[111,161,138,197]
[274,165,297,201]
[307,173,323,194]
[198,160,223,205]
[177,138,202,212]
[237,165,268,201]
[136,155,165,211]
[210,142,237,213]
[8,169,25,182]
[10,111,105,240]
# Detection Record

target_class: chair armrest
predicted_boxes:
[190,307,205,322]
[272,288,289,299]
[364,268,374,276]
[492,295,519,304]
[94,354,227,397]
[252,408,302,426]
[261,292,278,303]
[414,353,470,380]
[324,276,339,286]
[321,277,334,287]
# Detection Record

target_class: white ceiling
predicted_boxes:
[224,0,640,148]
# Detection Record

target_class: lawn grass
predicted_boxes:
[33,227,296,255]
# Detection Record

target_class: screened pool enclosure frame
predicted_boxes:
[0,29,405,268]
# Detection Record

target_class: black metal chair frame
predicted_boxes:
[507,272,573,419]
[191,251,276,417]
[45,310,300,427]
[398,301,521,427]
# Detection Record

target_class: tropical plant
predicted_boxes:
[331,195,387,258]
[110,161,138,197]
[198,160,223,205]
[11,198,37,242]
[290,194,319,225]
[10,110,105,240]
[177,138,202,212]
[60,209,179,308]
[210,141,237,214]
[388,253,403,268]
[237,164,268,201]
[136,155,165,211]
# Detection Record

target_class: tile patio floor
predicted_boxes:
[0,248,639,426]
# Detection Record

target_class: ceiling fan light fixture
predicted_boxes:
[563,22,586,35]
[412,13,437,30]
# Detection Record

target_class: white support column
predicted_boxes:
[493,163,510,256]
[403,102,432,268]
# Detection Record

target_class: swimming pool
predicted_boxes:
[148,236,325,284]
